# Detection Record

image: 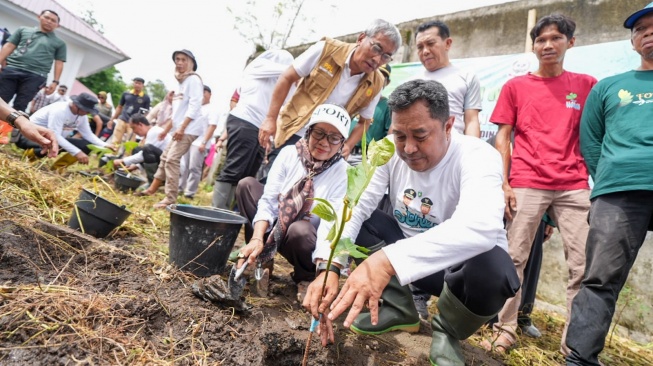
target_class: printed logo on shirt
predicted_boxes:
[319,62,334,77]
[565,93,581,110]
[393,188,438,231]
[366,88,373,97]
[618,88,653,107]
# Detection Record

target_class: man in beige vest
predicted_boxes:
[258,19,401,166]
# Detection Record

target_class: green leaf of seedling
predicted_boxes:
[311,197,337,222]
[345,164,367,208]
[334,237,369,259]
[368,136,395,167]
[311,202,337,222]
[325,223,336,241]
[87,145,112,160]
[102,160,115,174]
[123,141,139,155]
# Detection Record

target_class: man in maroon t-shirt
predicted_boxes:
[482,14,596,356]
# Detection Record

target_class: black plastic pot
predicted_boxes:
[167,204,247,277]
[114,170,146,193]
[68,189,132,238]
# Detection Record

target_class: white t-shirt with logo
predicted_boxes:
[313,133,508,285]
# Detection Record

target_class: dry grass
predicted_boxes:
[0,145,652,365]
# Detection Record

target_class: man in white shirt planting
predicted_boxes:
[303,79,519,366]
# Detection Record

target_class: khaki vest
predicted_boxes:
[274,37,385,147]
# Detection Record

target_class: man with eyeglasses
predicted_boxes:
[258,18,402,168]
[414,21,482,137]
[0,10,67,113]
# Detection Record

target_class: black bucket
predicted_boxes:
[68,189,132,238]
[167,204,247,277]
[114,170,146,193]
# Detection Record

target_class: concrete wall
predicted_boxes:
[287,0,651,61]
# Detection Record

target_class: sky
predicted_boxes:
[56,0,516,113]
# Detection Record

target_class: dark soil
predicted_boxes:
[0,217,505,365]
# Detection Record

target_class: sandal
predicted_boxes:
[480,331,516,354]
[153,200,174,209]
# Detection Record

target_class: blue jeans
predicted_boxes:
[0,67,46,112]
[566,190,653,365]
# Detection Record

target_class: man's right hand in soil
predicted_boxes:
[302,267,340,346]
[258,116,276,151]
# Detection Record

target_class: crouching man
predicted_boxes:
[14,92,112,169]
[303,79,519,366]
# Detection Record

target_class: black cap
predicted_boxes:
[625,2,653,29]
[133,77,145,83]
[172,49,198,71]
[71,93,99,115]
[203,85,211,93]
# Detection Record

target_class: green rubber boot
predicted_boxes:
[350,275,421,335]
[429,283,496,366]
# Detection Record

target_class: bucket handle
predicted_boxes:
[168,204,248,224]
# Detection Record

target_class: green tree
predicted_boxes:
[77,66,127,106]
[146,80,168,106]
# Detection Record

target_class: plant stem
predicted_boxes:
[304,201,349,365]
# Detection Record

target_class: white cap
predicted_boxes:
[305,104,351,139]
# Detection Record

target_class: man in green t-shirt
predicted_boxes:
[566,3,653,365]
[0,10,67,113]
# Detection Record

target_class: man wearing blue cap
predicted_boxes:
[566,3,653,365]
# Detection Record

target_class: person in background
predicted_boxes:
[95,91,113,139]
[14,93,111,169]
[414,20,482,137]
[46,84,68,104]
[135,49,203,209]
[113,114,171,184]
[484,14,596,356]
[566,3,653,365]
[108,77,151,147]
[0,9,66,112]
[1,96,57,156]
[212,50,295,209]
[348,64,392,165]
[28,84,53,115]
[179,85,217,199]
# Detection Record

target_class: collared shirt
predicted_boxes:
[5,27,66,76]
[117,90,151,121]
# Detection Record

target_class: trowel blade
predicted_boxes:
[228,262,248,298]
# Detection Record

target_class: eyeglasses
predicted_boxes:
[310,128,344,145]
[367,38,393,63]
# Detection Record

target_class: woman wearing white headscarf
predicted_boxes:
[212,50,296,209]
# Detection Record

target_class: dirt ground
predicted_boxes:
[0,215,505,366]
[1,149,650,366]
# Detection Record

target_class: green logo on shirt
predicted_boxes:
[618,89,634,106]
[566,93,580,110]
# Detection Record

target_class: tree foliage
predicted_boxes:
[77,66,127,106]
[227,0,331,51]
[146,80,168,106]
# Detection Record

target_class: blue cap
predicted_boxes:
[624,2,653,29]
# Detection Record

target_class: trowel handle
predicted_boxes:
[234,261,248,280]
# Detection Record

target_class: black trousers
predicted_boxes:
[356,209,519,316]
[14,131,92,157]
[566,191,653,365]
[0,67,46,112]
[216,115,265,185]
[261,134,301,183]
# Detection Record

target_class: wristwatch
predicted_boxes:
[5,110,29,128]
[315,262,341,277]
